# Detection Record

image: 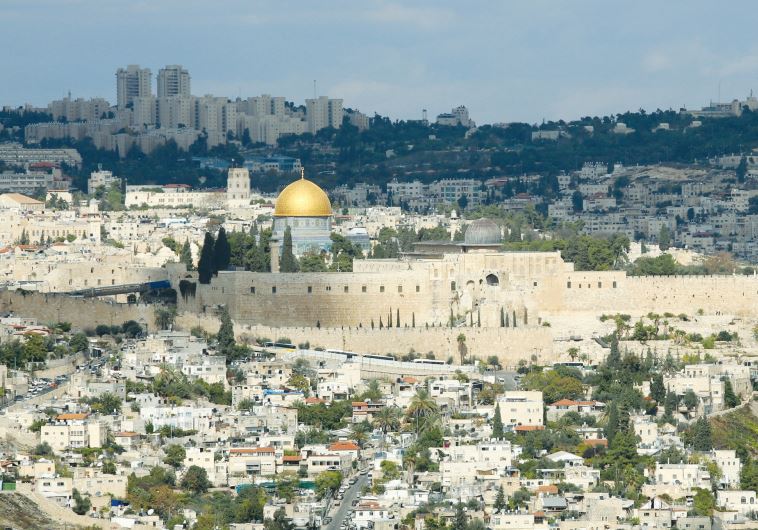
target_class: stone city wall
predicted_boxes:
[0,291,157,329]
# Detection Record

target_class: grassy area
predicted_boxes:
[710,405,758,456]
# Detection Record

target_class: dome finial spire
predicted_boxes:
[300,166,305,180]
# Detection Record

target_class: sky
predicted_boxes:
[2,0,758,124]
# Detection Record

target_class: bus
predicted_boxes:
[411,358,446,365]
[263,342,296,351]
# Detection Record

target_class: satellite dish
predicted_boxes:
[147,508,154,515]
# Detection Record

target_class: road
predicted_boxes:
[489,371,518,390]
[325,474,368,530]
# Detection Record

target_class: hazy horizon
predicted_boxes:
[3,0,758,124]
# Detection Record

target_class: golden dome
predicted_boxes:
[274,176,332,217]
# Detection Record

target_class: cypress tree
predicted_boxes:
[724,379,740,408]
[217,307,235,355]
[492,403,504,439]
[180,239,193,271]
[607,334,621,369]
[692,416,713,451]
[494,485,506,511]
[197,232,215,284]
[280,226,298,272]
[605,401,619,444]
[650,373,666,402]
[213,227,231,273]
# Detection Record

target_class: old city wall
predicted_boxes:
[182,269,443,328]
[174,311,555,366]
[537,273,758,317]
[0,291,157,329]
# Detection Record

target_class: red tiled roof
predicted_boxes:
[550,399,599,407]
[283,455,301,462]
[515,425,545,432]
[328,441,360,451]
[537,485,558,494]
[352,401,368,407]
[305,397,325,404]
[583,439,608,447]
[56,413,88,421]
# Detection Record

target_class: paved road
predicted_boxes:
[489,371,518,390]
[325,474,368,530]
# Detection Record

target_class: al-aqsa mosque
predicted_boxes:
[270,169,333,272]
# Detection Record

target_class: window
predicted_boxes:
[362,285,367,293]
[451,281,456,291]
[613,281,617,288]
[567,281,571,288]
[344,286,348,293]
[326,286,331,291]
[416,285,420,292]
[398,285,402,293]
[272,286,277,294]
[380,286,385,293]
[598,282,602,288]
[307,286,312,293]
[250,287,256,294]
[533,281,537,287]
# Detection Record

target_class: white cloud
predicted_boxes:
[364,1,455,30]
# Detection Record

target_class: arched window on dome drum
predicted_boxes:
[486,274,499,286]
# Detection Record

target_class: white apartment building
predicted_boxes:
[717,490,758,515]
[712,449,742,488]
[654,463,711,490]
[0,169,59,194]
[428,178,485,206]
[306,96,343,134]
[116,64,152,110]
[157,65,191,98]
[40,413,107,451]
[48,97,111,122]
[157,96,193,129]
[0,143,82,168]
[497,391,544,427]
[88,169,121,195]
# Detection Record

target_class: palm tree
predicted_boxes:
[373,405,402,434]
[407,389,439,434]
[456,333,467,365]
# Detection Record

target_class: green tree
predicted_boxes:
[452,502,467,530]
[155,306,177,330]
[658,225,671,251]
[180,465,210,494]
[724,379,740,408]
[217,306,235,355]
[373,405,402,434]
[494,485,507,511]
[163,444,186,469]
[407,389,439,433]
[280,226,298,272]
[605,401,619,444]
[692,488,715,516]
[68,332,89,353]
[72,488,91,515]
[736,156,748,183]
[265,508,294,530]
[682,389,699,411]
[314,470,342,499]
[197,232,215,284]
[492,403,504,439]
[213,227,231,273]
[691,417,712,451]
[180,239,193,270]
[650,373,666,402]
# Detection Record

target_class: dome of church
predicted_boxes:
[464,218,502,245]
[274,177,332,217]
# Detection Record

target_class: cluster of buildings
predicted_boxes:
[0,314,756,530]
[20,64,371,155]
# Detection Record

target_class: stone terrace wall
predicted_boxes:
[175,312,555,366]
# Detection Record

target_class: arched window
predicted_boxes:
[486,274,499,286]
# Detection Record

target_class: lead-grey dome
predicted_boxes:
[464,218,501,245]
